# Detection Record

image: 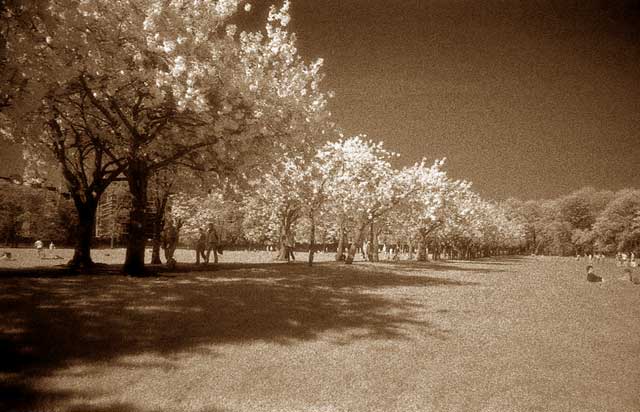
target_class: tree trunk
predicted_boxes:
[372,225,380,262]
[276,222,290,261]
[151,237,162,264]
[275,217,295,262]
[124,161,149,276]
[150,187,170,264]
[335,220,346,261]
[68,197,98,270]
[408,239,414,261]
[366,222,374,262]
[345,220,368,264]
[308,215,316,266]
[416,229,428,261]
[277,236,288,261]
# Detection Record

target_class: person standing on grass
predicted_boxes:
[195,228,207,264]
[162,218,179,267]
[285,231,296,262]
[204,223,222,264]
[34,239,44,258]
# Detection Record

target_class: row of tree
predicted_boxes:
[168,136,526,265]
[506,188,640,256]
[1,1,636,274]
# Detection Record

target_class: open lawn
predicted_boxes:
[1,254,638,412]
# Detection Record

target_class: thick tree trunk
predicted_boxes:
[275,219,295,262]
[416,229,429,261]
[276,236,288,261]
[345,221,368,264]
[366,223,374,262]
[68,198,98,270]
[124,161,149,276]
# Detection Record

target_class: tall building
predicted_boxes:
[95,181,160,245]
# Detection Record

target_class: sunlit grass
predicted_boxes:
[1,255,638,412]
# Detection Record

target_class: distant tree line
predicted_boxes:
[0,181,77,246]
[505,188,640,256]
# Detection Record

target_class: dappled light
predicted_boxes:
[1,260,469,411]
[1,256,639,411]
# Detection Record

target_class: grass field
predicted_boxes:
[1,252,638,412]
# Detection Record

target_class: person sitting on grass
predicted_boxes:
[586,265,603,282]
[587,265,639,284]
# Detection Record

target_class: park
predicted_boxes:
[1,1,640,411]
[1,249,638,412]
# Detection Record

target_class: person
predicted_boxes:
[586,265,603,283]
[392,247,400,262]
[195,228,207,264]
[34,239,44,258]
[49,241,55,251]
[162,219,179,268]
[204,223,223,264]
[285,231,296,262]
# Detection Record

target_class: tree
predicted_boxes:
[168,187,242,263]
[242,154,307,260]
[2,0,331,274]
[593,189,640,254]
[394,159,468,261]
[319,136,401,264]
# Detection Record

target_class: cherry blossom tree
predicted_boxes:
[1,0,331,274]
[317,136,403,263]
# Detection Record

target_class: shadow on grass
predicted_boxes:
[0,261,480,412]
[383,259,509,273]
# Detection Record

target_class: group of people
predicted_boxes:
[34,240,55,258]
[615,252,637,267]
[575,253,606,263]
[194,223,223,264]
[586,264,640,284]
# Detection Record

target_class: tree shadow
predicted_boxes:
[383,259,508,273]
[0,261,476,411]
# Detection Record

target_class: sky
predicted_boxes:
[2,0,639,200]
[283,0,640,200]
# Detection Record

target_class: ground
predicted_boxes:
[0,251,638,412]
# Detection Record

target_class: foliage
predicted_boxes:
[0,181,77,245]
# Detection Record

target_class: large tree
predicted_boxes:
[2,0,330,274]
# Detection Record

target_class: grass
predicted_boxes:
[0,252,639,412]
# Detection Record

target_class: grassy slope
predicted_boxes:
[0,254,638,412]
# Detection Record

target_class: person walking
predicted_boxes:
[34,239,44,258]
[195,228,207,264]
